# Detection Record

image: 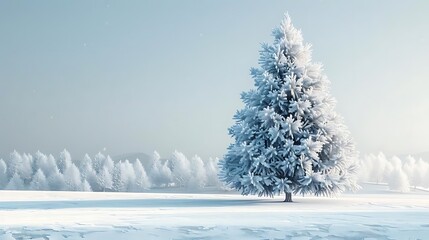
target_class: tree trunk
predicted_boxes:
[284,191,292,202]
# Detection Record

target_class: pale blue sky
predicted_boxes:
[1,1,428,159]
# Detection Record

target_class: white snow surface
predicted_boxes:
[0,184,428,239]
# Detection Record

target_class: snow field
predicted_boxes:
[0,184,428,239]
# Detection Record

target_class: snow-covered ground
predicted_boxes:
[1,184,428,239]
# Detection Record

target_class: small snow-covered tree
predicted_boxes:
[219,14,358,202]
[47,167,66,191]
[385,156,402,179]
[112,162,122,191]
[97,166,113,191]
[34,151,48,173]
[80,154,94,179]
[149,151,172,187]
[415,158,429,188]
[30,169,49,190]
[121,160,136,191]
[0,159,8,188]
[388,166,410,192]
[373,152,388,183]
[357,154,372,182]
[170,150,191,187]
[93,152,106,173]
[58,149,72,174]
[88,169,101,191]
[112,160,135,192]
[6,151,21,179]
[188,155,207,190]
[63,163,82,191]
[43,154,58,177]
[104,155,114,173]
[82,179,92,192]
[133,159,151,191]
[149,151,161,183]
[403,156,417,188]
[19,153,34,184]
[78,154,100,191]
[6,173,24,190]
[205,157,221,187]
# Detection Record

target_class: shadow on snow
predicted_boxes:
[0,198,267,210]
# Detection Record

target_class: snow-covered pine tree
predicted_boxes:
[0,159,7,189]
[80,154,96,188]
[188,155,207,190]
[19,153,34,184]
[219,14,358,202]
[388,166,410,192]
[58,149,72,174]
[82,179,92,192]
[205,157,221,187]
[6,151,21,180]
[149,151,171,187]
[44,154,59,178]
[112,161,123,192]
[29,169,49,190]
[6,173,24,190]
[98,165,113,191]
[63,163,82,191]
[121,160,136,191]
[170,151,191,188]
[133,159,151,191]
[47,166,66,191]
[93,152,106,173]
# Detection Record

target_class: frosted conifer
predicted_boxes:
[219,14,358,202]
[6,173,24,190]
[0,159,7,188]
[30,169,49,190]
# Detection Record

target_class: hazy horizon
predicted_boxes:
[1,1,429,159]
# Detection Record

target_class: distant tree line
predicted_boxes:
[1,149,426,193]
[358,153,429,192]
[0,150,221,192]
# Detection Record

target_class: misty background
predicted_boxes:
[1,0,428,160]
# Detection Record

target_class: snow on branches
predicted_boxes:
[219,14,358,200]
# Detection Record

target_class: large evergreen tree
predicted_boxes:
[219,14,358,202]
